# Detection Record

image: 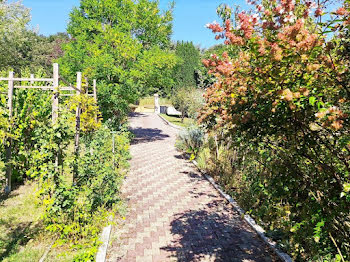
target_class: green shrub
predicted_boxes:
[22,114,130,260]
[196,130,350,261]
[176,126,204,158]
[171,87,204,121]
[37,125,130,260]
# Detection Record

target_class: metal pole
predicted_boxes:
[154,93,160,114]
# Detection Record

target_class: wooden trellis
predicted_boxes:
[0,63,98,193]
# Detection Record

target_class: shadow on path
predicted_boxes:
[130,128,169,145]
[160,170,276,262]
[161,208,273,262]
[129,112,149,118]
[129,113,170,145]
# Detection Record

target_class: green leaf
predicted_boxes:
[309,97,316,106]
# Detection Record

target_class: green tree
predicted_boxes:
[172,87,204,122]
[28,33,70,73]
[59,0,175,126]
[0,0,31,72]
[173,41,201,90]
[0,1,68,73]
[131,46,178,96]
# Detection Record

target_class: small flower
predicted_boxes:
[257,5,264,12]
[315,111,327,119]
[331,120,343,130]
[282,88,293,101]
[336,7,347,16]
[315,8,323,17]
[264,10,271,16]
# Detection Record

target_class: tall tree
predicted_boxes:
[173,41,201,89]
[131,46,178,96]
[0,0,31,72]
[29,33,70,73]
[59,0,176,126]
[0,1,69,73]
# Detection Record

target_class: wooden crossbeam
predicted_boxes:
[60,93,94,97]
[60,87,75,91]
[0,77,53,82]
[14,86,53,89]
[13,85,79,92]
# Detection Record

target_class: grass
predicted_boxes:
[0,183,77,262]
[160,114,195,128]
[0,182,46,261]
[135,96,173,113]
[139,96,172,107]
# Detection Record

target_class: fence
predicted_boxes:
[0,63,98,193]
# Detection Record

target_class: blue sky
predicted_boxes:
[22,0,248,49]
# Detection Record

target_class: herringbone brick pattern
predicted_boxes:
[106,113,279,262]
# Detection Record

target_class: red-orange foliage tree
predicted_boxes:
[199,0,350,260]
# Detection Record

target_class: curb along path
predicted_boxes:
[106,113,280,262]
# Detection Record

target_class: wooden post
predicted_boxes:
[30,74,34,85]
[93,79,97,102]
[154,93,160,114]
[5,72,14,194]
[52,63,59,124]
[73,72,82,183]
[93,79,98,123]
[112,131,116,168]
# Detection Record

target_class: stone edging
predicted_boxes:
[96,225,112,262]
[192,160,294,262]
[96,218,113,262]
[157,113,183,130]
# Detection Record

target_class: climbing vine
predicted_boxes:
[0,67,130,260]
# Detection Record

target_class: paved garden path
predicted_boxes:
[107,113,279,262]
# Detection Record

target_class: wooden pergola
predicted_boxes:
[0,63,98,193]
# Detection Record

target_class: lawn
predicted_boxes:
[160,113,195,128]
[0,183,77,262]
[139,96,172,107]
[134,96,173,113]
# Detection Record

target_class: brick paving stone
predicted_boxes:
[106,113,281,262]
